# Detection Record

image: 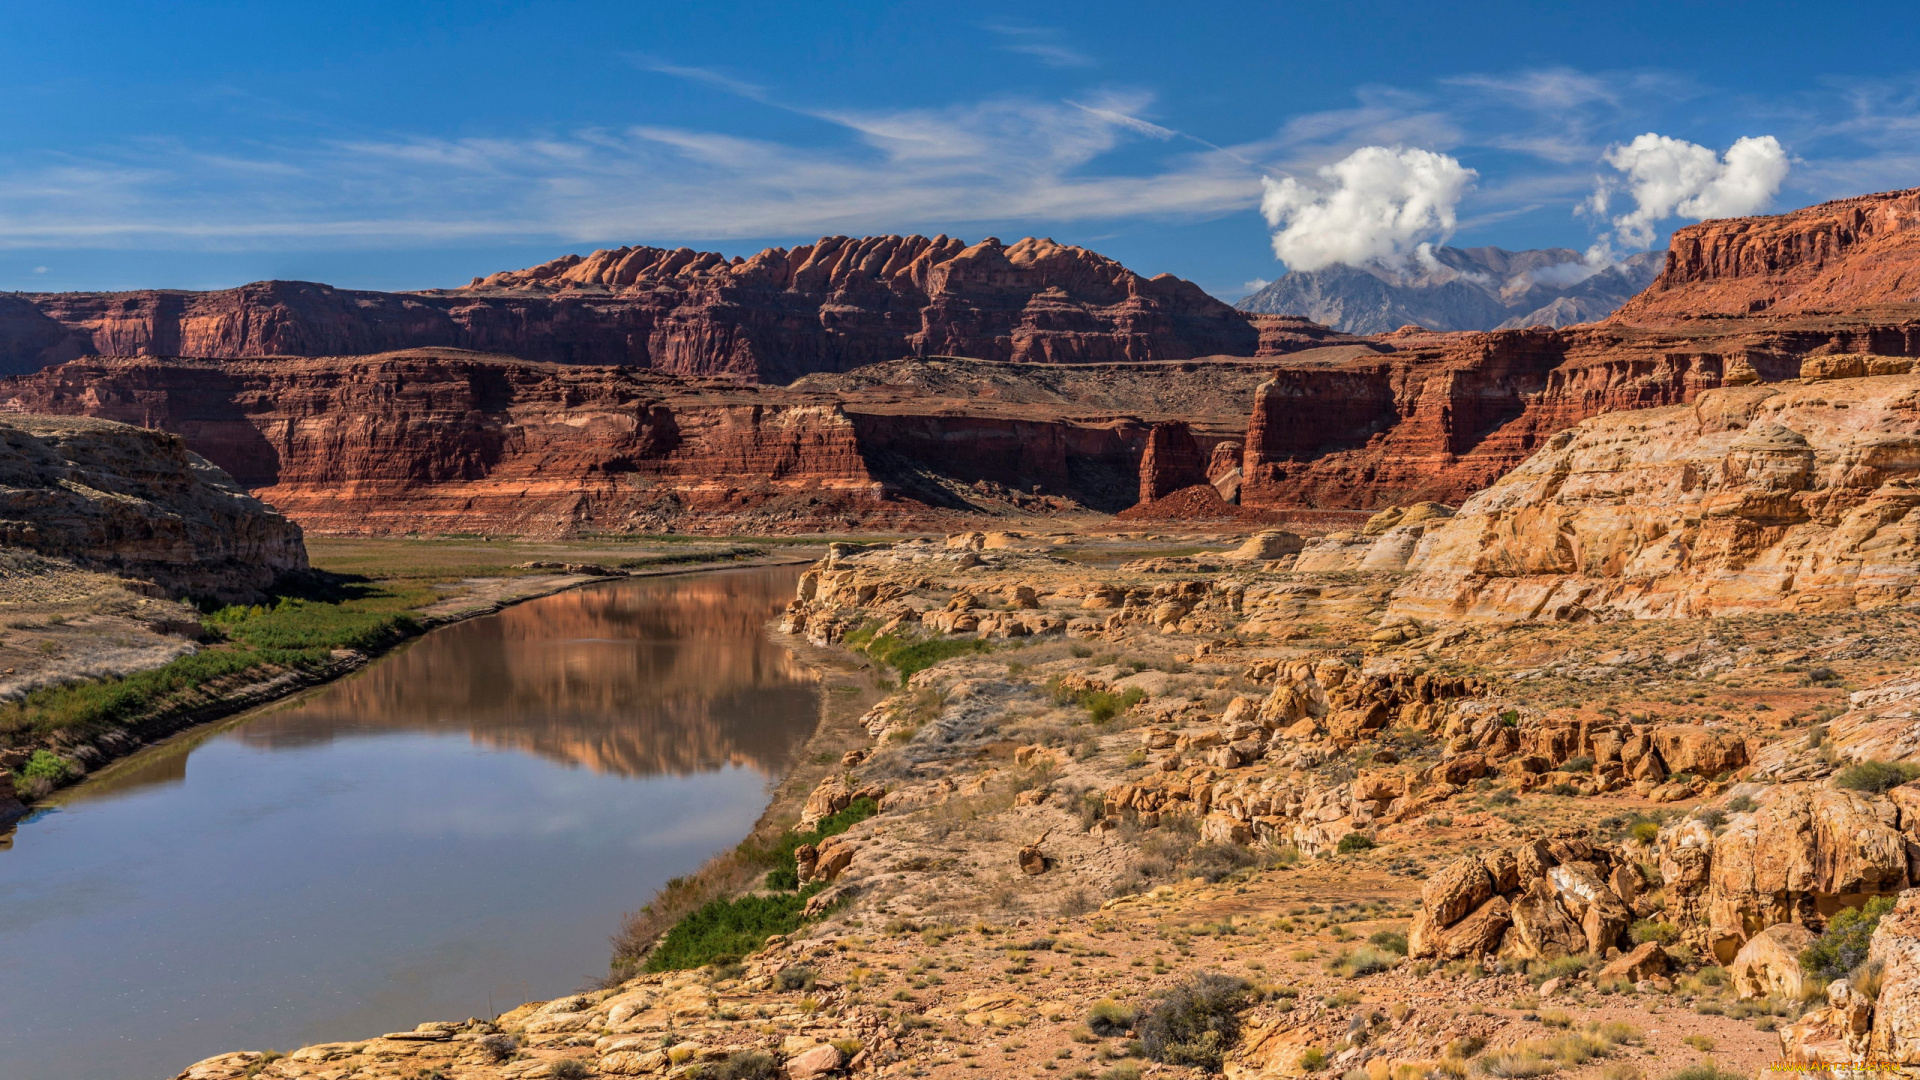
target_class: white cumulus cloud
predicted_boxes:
[1590,133,1789,251]
[1259,146,1477,272]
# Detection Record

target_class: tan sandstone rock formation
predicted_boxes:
[1391,375,1920,621]
[0,414,304,602]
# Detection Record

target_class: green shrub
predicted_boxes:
[1138,972,1249,1072]
[18,749,72,784]
[549,1060,590,1080]
[1563,755,1595,774]
[1629,820,1661,844]
[854,632,992,685]
[1801,895,1898,981]
[1087,998,1135,1036]
[1336,833,1376,854]
[1725,795,1756,813]
[1834,761,1920,794]
[1297,1048,1329,1073]
[643,887,826,972]
[1084,688,1147,724]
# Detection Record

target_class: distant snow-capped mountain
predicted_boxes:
[1237,246,1664,334]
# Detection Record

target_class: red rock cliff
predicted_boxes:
[1614,188,1920,320]
[0,236,1262,383]
[1,351,1204,535]
[1239,312,1920,510]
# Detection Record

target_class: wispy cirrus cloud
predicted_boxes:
[0,87,1259,250]
[983,24,1096,69]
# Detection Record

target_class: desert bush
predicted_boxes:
[1336,832,1376,854]
[1801,895,1898,981]
[548,1061,590,1080]
[1629,920,1678,946]
[1087,998,1135,1036]
[1187,842,1259,883]
[1333,945,1399,978]
[1084,687,1148,724]
[1367,929,1409,955]
[1834,761,1920,794]
[1725,795,1756,813]
[1137,972,1250,1072]
[475,1035,518,1064]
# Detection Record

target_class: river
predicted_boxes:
[0,565,816,1080]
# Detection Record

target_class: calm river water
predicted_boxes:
[0,566,816,1080]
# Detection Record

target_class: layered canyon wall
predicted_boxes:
[1235,312,1920,512]
[1,351,1253,534]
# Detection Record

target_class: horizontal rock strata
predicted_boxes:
[0,352,1276,534]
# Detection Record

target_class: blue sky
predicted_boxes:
[2,1,1916,298]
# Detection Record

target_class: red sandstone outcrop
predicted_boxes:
[1135,421,1207,504]
[0,414,305,602]
[0,236,1262,383]
[1388,373,1920,621]
[1616,187,1920,321]
[2,351,1243,534]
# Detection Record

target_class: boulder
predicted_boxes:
[1504,879,1587,961]
[1228,531,1303,560]
[786,1042,844,1079]
[1781,979,1875,1065]
[1422,857,1494,927]
[1430,896,1511,960]
[1731,923,1817,1001]
[1597,941,1670,983]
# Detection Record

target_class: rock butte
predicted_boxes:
[0,235,1291,383]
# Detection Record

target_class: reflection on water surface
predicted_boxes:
[0,566,815,1080]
